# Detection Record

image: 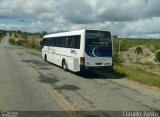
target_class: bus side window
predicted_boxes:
[52,38,56,46]
[65,35,80,49]
[72,37,75,48]
[47,38,51,46]
[66,37,68,47]
[67,36,72,48]
[43,39,47,46]
[50,39,53,46]
[46,38,48,46]
[58,37,61,47]
[57,37,62,47]
[61,37,66,47]
[49,39,51,46]
[54,38,57,47]
[75,36,80,49]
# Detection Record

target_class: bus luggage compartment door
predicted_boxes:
[68,57,79,72]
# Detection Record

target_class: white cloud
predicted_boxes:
[0,0,160,38]
[121,17,160,37]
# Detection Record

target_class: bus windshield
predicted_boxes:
[85,30,112,57]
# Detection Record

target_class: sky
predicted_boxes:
[0,0,160,38]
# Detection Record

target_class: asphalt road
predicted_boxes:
[0,36,160,116]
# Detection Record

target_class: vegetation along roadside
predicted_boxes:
[8,30,46,52]
[0,30,6,43]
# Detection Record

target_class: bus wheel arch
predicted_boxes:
[62,59,68,71]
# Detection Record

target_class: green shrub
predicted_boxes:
[113,52,119,64]
[21,33,28,40]
[16,39,28,45]
[9,38,16,44]
[135,46,143,54]
[0,30,6,36]
[35,45,41,49]
[155,51,160,62]
[30,41,35,48]
[113,37,119,64]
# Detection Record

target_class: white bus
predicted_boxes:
[40,29,113,72]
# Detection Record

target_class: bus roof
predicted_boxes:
[43,29,110,38]
[43,29,85,38]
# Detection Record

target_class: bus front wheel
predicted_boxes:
[62,60,68,71]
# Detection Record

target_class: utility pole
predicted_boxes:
[118,38,121,63]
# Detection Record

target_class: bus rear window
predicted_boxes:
[85,30,112,57]
[85,30,112,47]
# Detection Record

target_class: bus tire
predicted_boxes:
[62,60,68,71]
[44,54,47,61]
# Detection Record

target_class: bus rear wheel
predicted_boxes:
[62,60,68,71]
[44,55,47,61]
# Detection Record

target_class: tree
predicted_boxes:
[22,32,28,40]
[17,30,21,34]
[0,30,6,36]
[113,35,118,39]
[135,46,143,62]
[40,31,47,38]
[135,47,143,55]
[9,38,16,44]
[16,39,28,45]
[30,39,35,48]
[155,51,160,62]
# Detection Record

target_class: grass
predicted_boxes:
[8,37,41,52]
[22,45,42,52]
[113,65,160,88]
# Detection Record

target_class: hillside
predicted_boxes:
[9,31,44,51]
[120,38,160,52]
[113,37,160,64]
